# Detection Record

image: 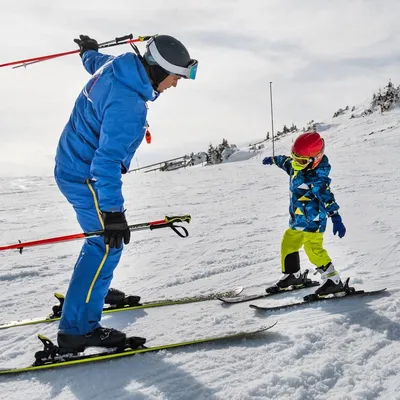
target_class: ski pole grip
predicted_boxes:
[115,34,133,43]
[150,223,169,231]
[165,215,191,224]
[139,35,154,41]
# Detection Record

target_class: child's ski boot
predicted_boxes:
[314,263,344,296]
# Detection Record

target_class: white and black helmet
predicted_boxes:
[143,35,198,87]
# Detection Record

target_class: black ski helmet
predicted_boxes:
[143,35,198,89]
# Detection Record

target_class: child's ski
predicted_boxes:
[249,286,387,312]
[219,270,319,304]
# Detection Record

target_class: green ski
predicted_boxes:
[0,322,277,375]
[0,287,244,330]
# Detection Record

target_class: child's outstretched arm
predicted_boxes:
[262,155,292,175]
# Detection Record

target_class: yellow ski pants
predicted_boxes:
[281,228,331,273]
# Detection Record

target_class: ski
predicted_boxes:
[0,287,244,330]
[249,285,387,312]
[0,322,277,375]
[218,269,319,304]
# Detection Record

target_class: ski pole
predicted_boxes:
[0,34,154,69]
[13,35,153,69]
[0,215,191,253]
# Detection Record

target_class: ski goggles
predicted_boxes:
[291,152,312,166]
[147,38,198,80]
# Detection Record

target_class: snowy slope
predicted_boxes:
[0,106,400,400]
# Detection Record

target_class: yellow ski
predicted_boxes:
[0,323,276,375]
[0,287,244,330]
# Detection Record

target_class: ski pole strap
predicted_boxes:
[150,222,189,238]
[149,215,191,238]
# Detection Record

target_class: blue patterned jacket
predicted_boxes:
[272,155,340,232]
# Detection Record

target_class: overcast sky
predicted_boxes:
[1,0,399,176]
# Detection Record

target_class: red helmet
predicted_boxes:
[291,132,325,169]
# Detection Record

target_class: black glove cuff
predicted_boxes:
[102,212,128,230]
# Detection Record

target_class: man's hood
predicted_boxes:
[111,53,158,101]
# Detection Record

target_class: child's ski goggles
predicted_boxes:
[291,152,312,166]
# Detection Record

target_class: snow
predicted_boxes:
[0,105,400,399]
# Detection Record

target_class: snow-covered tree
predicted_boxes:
[207,144,219,165]
[371,80,400,112]
[205,139,239,165]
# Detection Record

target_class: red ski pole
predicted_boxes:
[0,215,191,253]
[0,34,154,69]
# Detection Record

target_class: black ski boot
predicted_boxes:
[105,288,141,308]
[105,288,126,305]
[267,271,303,294]
[34,333,147,366]
[57,327,127,353]
[267,251,306,293]
[314,263,344,296]
[50,288,128,318]
[266,269,319,294]
[275,271,304,289]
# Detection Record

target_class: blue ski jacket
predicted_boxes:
[272,155,340,232]
[55,50,157,212]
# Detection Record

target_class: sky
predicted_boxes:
[1,0,400,176]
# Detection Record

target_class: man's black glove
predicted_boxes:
[102,212,131,249]
[73,34,99,57]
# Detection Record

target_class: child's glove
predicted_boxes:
[331,214,346,238]
[262,157,274,165]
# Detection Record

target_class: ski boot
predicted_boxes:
[275,271,304,288]
[314,263,344,296]
[34,332,147,366]
[105,288,141,308]
[57,327,128,353]
[49,288,142,319]
[104,288,126,305]
[266,269,319,294]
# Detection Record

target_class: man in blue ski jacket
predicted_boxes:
[54,34,198,352]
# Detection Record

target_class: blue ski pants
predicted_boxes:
[54,167,123,335]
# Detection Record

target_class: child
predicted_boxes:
[262,132,346,296]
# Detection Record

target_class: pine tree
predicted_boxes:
[207,144,215,165]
